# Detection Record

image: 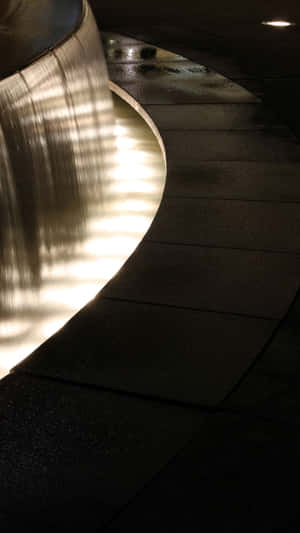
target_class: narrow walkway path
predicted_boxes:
[18,33,300,406]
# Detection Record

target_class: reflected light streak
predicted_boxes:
[0,320,31,339]
[262,20,294,27]
[112,180,161,194]
[0,5,166,377]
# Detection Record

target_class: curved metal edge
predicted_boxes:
[109,79,167,171]
[0,0,84,81]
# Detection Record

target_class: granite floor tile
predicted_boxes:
[163,130,300,162]
[143,103,282,130]
[104,413,300,533]
[0,374,203,528]
[232,289,300,383]
[146,197,300,252]
[101,242,300,319]
[222,368,288,411]
[223,367,300,425]
[220,291,300,420]
[108,70,258,104]
[16,298,276,406]
[164,161,300,201]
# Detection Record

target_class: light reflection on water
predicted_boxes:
[0,7,166,377]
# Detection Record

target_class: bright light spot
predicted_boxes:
[0,320,30,339]
[115,125,128,136]
[114,164,153,181]
[0,344,39,374]
[116,137,136,149]
[112,180,160,194]
[42,284,98,310]
[83,235,137,256]
[262,20,294,27]
[95,215,151,234]
[41,318,68,338]
[115,150,149,165]
[112,199,157,212]
[127,48,135,58]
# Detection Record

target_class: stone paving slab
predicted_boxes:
[252,290,300,381]
[223,290,300,421]
[101,241,300,319]
[0,373,203,528]
[110,70,258,104]
[143,103,282,130]
[164,161,300,201]
[103,412,300,533]
[16,297,275,406]
[146,197,300,252]
[223,368,300,425]
[163,130,300,162]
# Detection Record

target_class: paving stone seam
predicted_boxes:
[158,128,288,132]
[96,414,209,533]
[12,370,213,412]
[159,127,289,132]
[101,295,279,322]
[98,407,299,533]
[221,288,300,406]
[218,406,300,427]
[162,129,297,136]
[164,195,300,205]
[143,102,265,106]
[143,239,300,256]
[218,400,300,428]
[122,100,262,105]
[240,368,300,384]
[167,158,300,162]
[107,60,188,66]
[127,101,262,106]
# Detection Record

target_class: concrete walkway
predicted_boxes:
[2,30,300,533]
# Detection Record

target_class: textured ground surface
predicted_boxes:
[2,2,300,530]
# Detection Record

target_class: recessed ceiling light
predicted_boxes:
[262,20,294,27]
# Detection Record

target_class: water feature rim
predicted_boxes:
[109,80,167,170]
[0,0,83,81]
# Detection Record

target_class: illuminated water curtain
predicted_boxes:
[0,2,166,375]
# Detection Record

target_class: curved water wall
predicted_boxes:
[0,1,166,375]
[0,2,114,295]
